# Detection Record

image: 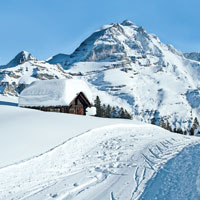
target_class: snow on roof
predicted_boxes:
[18,79,93,107]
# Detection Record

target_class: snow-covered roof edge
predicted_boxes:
[18,79,93,107]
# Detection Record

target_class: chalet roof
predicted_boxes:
[18,79,93,107]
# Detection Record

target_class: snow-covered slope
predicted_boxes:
[0,51,71,96]
[47,53,70,67]
[0,101,136,168]
[1,120,200,200]
[48,20,200,132]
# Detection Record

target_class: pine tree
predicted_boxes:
[151,118,157,125]
[94,97,132,120]
[176,128,183,134]
[111,106,117,118]
[183,130,187,135]
[190,117,199,135]
[173,128,177,133]
[193,117,199,130]
[119,107,125,118]
[194,117,199,127]
[105,105,111,118]
[166,120,172,132]
[190,128,194,135]
[124,109,132,119]
[94,96,102,117]
[101,104,106,117]
[160,119,167,130]
[115,106,120,118]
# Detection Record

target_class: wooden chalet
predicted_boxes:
[29,92,91,115]
[18,79,93,115]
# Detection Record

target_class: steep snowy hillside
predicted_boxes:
[48,20,200,133]
[0,122,200,200]
[0,51,71,95]
[184,52,200,62]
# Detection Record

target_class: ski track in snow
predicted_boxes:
[0,124,200,200]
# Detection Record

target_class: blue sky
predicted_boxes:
[0,0,200,64]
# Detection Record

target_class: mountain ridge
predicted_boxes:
[0,52,71,95]
[184,52,200,62]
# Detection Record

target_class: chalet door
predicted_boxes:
[75,106,84,115]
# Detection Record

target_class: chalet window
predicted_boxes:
[49,108,60,112]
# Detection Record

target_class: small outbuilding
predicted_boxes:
[18,79,94,115]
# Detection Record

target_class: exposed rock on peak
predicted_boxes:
[1,51,36,69]
[48,20,157,67]
[121,19,136,27]
[184,52,200,62]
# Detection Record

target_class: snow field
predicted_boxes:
[0,104,136,168]
[140,143,200,200]
[0,123,200,200]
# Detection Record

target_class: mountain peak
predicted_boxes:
[19,50,30,56]
[16,50,35,61]
[5,51,36,68]
[121,19,136,27]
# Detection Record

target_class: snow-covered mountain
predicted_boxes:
[0,20,200,132]
[48,20,200,132]
[184,52,200,62]
[0,51,71,95]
